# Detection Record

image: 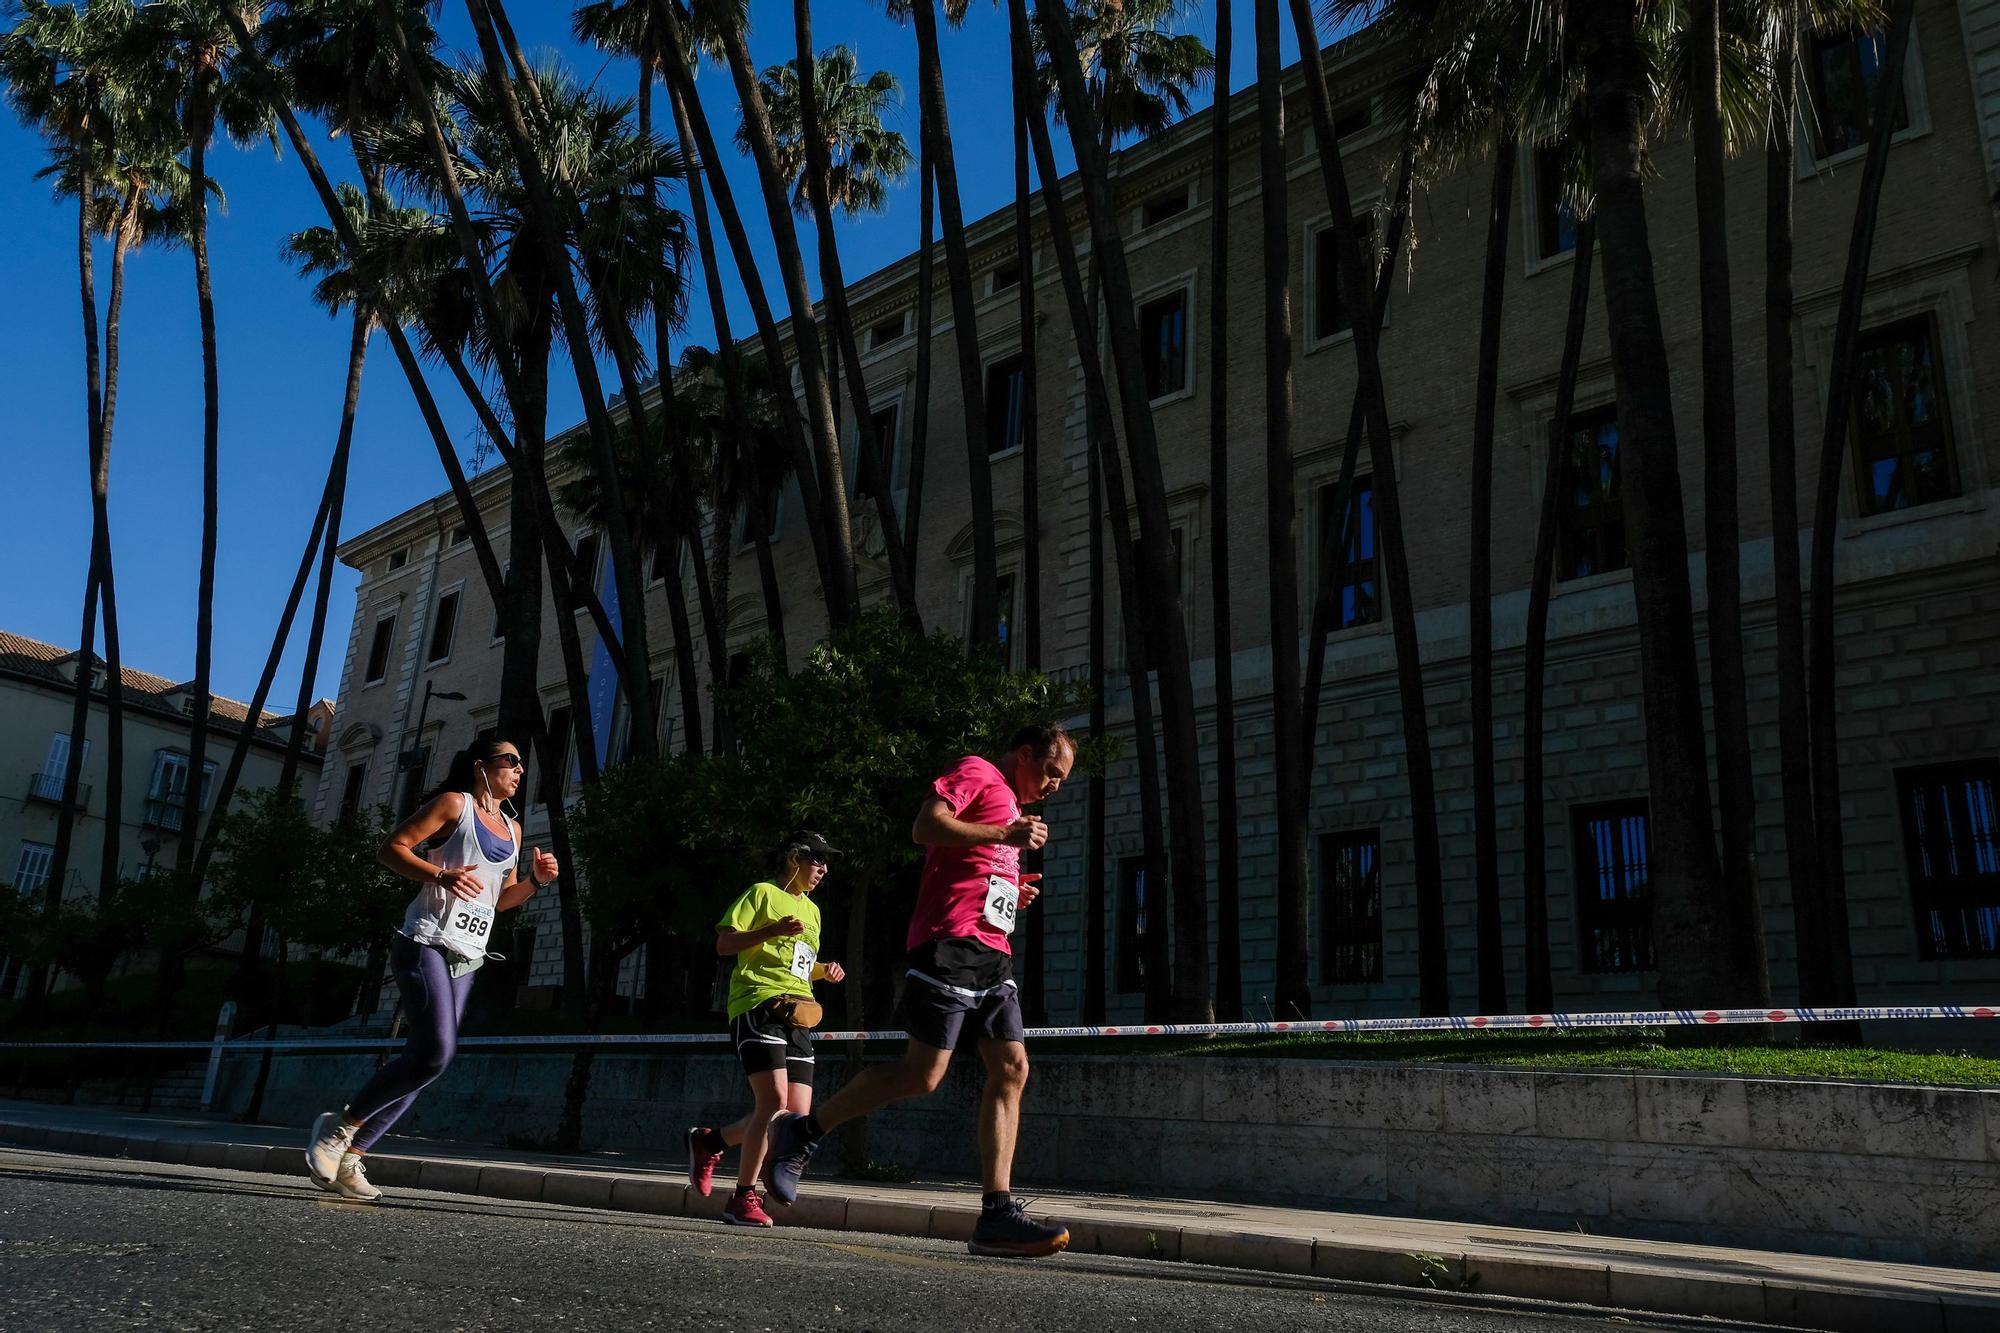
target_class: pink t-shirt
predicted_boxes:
[907,755,1021,954]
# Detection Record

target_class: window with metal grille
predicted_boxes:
[1848,316,1959,517]
[1555,405,1628,580]
[1573,800,1655,973]
[1898,761,2000,961]
[1319,831,1382,984]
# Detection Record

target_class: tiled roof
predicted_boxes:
[0,628,290,738]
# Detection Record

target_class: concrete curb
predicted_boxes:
[3,1117,1989,1332]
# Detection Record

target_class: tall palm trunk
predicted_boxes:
[176,79,221,881]
[1252,0,1310,1019]
[1283,0,1445,1013]
[710,4,861,625]
[1766,10,1819,1010]
[1692,0,1770,1005]
[1469,134,1517,1015]
[912,0,999,648]
[94,186,139,902]
[1581,1,1731,1006]
[1034,0,1210,1021]
[793,1,920,628]
[46,161,105,922]
[1085,455,1108,1021]
[1806,0,1917,1021]
[1207,0,1240,1021]
[1522,217,1596,1013]
[1009,10,1044,1021]
[906,135,936,563]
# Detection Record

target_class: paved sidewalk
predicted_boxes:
[2,1099,1994,1332]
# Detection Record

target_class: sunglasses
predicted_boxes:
[484,754,525,771]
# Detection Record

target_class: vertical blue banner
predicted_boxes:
[585,550,622,770]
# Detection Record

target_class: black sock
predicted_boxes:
[982,1191,1012,1214]
[698,1127,726,1154]
[802,1113,826,1142]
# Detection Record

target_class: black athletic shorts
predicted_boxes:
[729,998,816,1083]
[898,937,1026,1052]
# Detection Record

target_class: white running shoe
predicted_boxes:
[330,1153,381,1203]
[306,1111,356,1185]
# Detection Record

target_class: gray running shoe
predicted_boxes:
[969,1201,1070,1258]
[760,1112,818,1206]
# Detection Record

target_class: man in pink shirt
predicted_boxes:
[762,722,1075,1258]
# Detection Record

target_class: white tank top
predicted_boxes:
[399,793,518,959]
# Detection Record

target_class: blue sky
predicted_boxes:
[0,0,1301,712]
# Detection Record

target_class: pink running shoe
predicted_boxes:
[721,1188,773,1227]
[686,1127,723,1197]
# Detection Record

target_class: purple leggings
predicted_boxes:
[347,935,476,1151]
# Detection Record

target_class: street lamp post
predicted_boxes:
[398,682,467,815]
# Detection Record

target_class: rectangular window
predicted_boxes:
[1138,289,1188,399]
[1573,800,1655,973]
[991,260,1022,293]
[386,548,409,572]
[1116,856,1153,994]
[427,590,461,664]
[1317,478,1379,631]
[1534,141,1579,261]
[1313,213,1381,342]
[539,707,573,805]
[338,762,370,822]
[985,355,1026,457]
[448,525,468,547]
[364,614,398,684]
[572,533,602,596]
[736,491,782,550]
[1556,406,1628,580]
[1898,761,2000,960]
[994,571,1018,670]
[1142,187,1189,228]
[1807,27,1911,159]
[1333,98,1373,141]
[32,733,90,801]
[1319,831,1383,985]
[856,403,903,500]
[491,563,511,641]
[12,841,54,894]
[867,312,907,349]
[1849,316,1958,517]
[650,544,671,585]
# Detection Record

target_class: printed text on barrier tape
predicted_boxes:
[0,1004,1991,1052]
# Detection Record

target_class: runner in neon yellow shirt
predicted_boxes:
[686,829,845,1227]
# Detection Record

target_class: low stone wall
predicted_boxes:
[218,1050,1999,1268]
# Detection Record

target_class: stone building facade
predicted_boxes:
[318,0,2000,1019]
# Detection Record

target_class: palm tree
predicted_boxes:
[706,0,863,626]
[761,23,922,627]
[2,0,153,920]
[1206,0,1240,1020]
[118,0,272,880]
[1805,0,1916,1022]
[1032,0,1214,1021]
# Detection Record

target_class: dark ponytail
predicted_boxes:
[428,733,515,805]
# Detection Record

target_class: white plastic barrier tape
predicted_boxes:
[2,1004,1993,1052]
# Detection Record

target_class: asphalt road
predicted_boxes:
[0,1147,1764,1332]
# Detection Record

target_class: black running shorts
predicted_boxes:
[898,937,1026,1052]
[730,998,816,1082]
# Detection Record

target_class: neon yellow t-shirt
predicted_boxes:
[719,880,823,1021]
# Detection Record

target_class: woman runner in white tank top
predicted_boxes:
[301,737,557,1201]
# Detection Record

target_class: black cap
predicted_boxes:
[784,828,840,862]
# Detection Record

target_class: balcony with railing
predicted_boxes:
[25,770,89,809]
[142,798,187,832]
